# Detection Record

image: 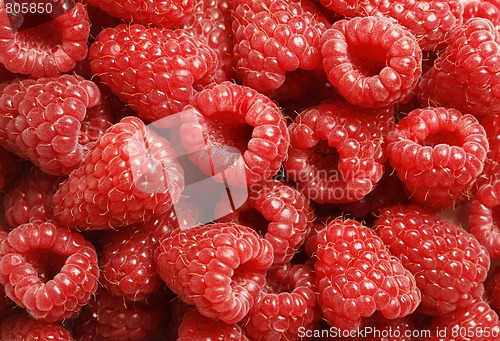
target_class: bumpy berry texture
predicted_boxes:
[178,308,249,340]
[284,98,394,204]
[386,107,489,210]
[314,218,421,330]
[418,17,500,116]
[52,116,184,230]
[321,16,422,108]
[100,224,161,302]
[86,0,195,28]
[469,180,500,258]
[90,24,217,122]
[183,0,235,83]
[375,204,490,316]
[72,286,164,341]
[0,311,73,341]
[180,81,289,185]
[463,0,500,29]
[480,113,500,163]
[3,166,60,229]
[0,222,99,322]
[0,3,90,77]
[231,0,329,96]
[0,75,111,176]
[243,263,320,340]
[155,222,274,324]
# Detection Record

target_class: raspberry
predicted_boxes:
[386,107,489,211]
[52,116,184,230]
[154,222,274,324]
[179,81,290,185]
[283,98,394,204]
[0,75,112,176]
[469,180,500,258]
[183,0,236,83]
[0,221,99,322]
[463,0,500,29]
[72,286,165,341]
[0,3,90,77]
[178,308,249,340]
[231,0,329,97]
[374,204,490,316]
[86,0,195,29]
[314,218,421,330]
[321,16,422,108]
[0,311,72,340]
[3,166,61,229]
[418,17,500,116]
[89,24,217,122]
[487,266,500,312]
[421,301,500,341]
[100,224,161,302]
[480,113,500,163]
[243,263,320,340]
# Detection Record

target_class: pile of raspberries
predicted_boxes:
[0,0,500,340]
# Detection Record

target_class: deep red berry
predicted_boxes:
[284,98,393,204]
[3,166,61,229]
[0,311,73,341]
[0,3,90,77]
[321,16,422,108]
[0,147,22,193]
[180,81,290,185]
[314,218,421,330]
[480,113,500,163]
[0,221,99,322]
[52,116,184,230]
[178,308,249,340]
[0,75,111,176]
[243,263,320,340]
[155,222,274,324]
[418,17,500,116]
[375,204,490,316]
[463,0,500,30]
[386,107,489,210]
[231,0,329,97]
[90,24,217,122]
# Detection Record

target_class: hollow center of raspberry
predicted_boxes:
[348,44,388,77]
[493,205,500,228]
[204,113,253,153]
[25,249,66,282]
[308,140,340,176]
[262,274,292,294]
[422,130,463,147]
[237,209,269,233]
[18,21,63,49]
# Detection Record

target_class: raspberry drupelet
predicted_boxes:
[375,204,490,316]
[386,107,489,210]
[321,16,422,108]
[0,221,99,322]
[178,308,249,340]
[0,311,73,340]
[0,3,90,77]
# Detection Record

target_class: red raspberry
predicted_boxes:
[374,204,490,316]
[0,221,99,322]
[243,263,321,340]
[0,3,90,77]
[283,98,394,204]
[469,180,500,258]
[418,17,500,116]
[180,81,289,185]
[321,16,422,108]
[480,113,500,163]
[0,147,22,193]
[100,224,161,302]
[178,308,249,340]
[487,265,500,312]
[52,116,184,230]
[231,0,329,97]
[86,0,195,29]
[220,180,313,265]
[420,301,500,341]
[0,75,112,176]
[90,24,217,122]
[183,0,236,83]
[154,222,274,324]
[386,107,489,211]
[72,286,165,341]
[3,166,61,229]
[0,311,72,340]
[314,218,421,331]
[463,0,500,29]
